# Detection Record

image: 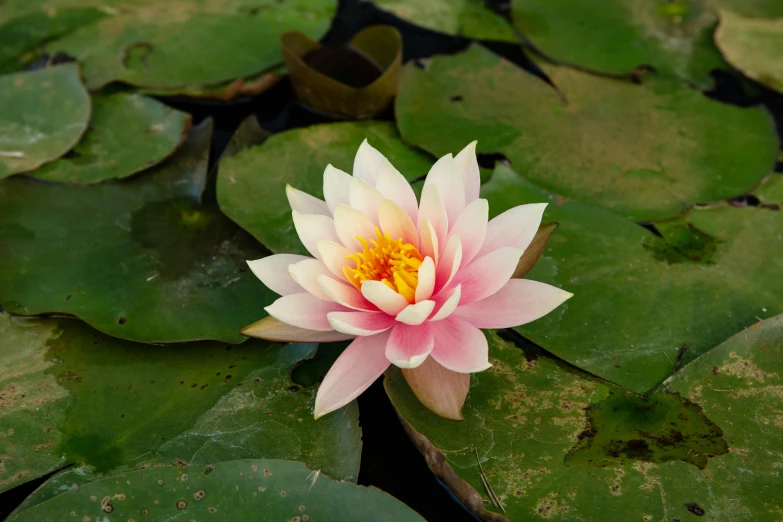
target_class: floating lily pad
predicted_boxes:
[0,313,360,495]
[31,93,190,184]
[371,0,517,42]
[715,9,783,93]
[218,118,434,255]
[0,63,90,178]
[480,165,783,393]
[755,173,783,204]
[385,325,783,521]
[8,459,421,522]
[396,45,778,221]
[0,120,276,344]
[47,0,336,90]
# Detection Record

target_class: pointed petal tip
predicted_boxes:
[391,352,429,369]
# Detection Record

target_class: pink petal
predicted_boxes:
[417,185,447,253]
[478,203,547,259]
[349,177,385,224]
[318,275,374,311]
[286,184,329,216]
[422,153,465,226]
[395,300,435,325]
[434,235,462,293]
[328,310,396,336]
[361,280,409,315]
[265,293,347,331]
[430,317,491,373]
[451,246,523,304]
[419,218,439,264]
[449,198,488,265]
[378,199,418,248]
[353,139,387,185]
[288,258,333,300]
[430,284,461,321]
[292,211,339,258]
[454,279,573,328]
[241,316,354,343]
[415,257,435,302]
[323,165,353,214]
[316,240,352,281]
[454,141,480,204]
[314,331,391,419]
[334,204,376,251]
[386,323,434,369]
[401,357,470,421]
[247,254,310,296]
[375,159,418,221]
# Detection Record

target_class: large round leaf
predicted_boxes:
[7,459,422,522]
[0,313,360,495]
[47,0,335,90]
[396,45,778,221]
[32,93,191,183]
[0,63,90,178]
[0,120,276,343]
[480,165,783,393]
[385,325,782,521]
[218,118,434,255]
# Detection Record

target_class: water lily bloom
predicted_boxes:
[242,140,572,420]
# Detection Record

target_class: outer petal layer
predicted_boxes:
[430,317,491,373]
[323,165,353,213]
[401,357,470,421]
[328,310,396,336]
[375,159,418,221]
[454,141,480,204]
[353,139,387,185]
[423,153,465,225]
[386,323,434,369]
[314,331,391,418]
[478,203,547,258]
[451,246,523,304]
[247,254,310,296]
[449,198,488,265]
[265,293,346,331]
[241,316,354,342]
[286,185,329,216]
[454,279,573,328]
[292,211,339,258]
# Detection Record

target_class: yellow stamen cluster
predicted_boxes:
[344,228,422,303]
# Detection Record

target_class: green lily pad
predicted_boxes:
[480,164,783,393]
[755,173,783,204]
[47,0,335,90]
[0,63,90,179]
[715,9,783,93]
[31,93,190,184]
[385,324,783,521]
[218,118,434,255]
[0,313,360,495]
[7,459,422,522]
[396,45,778,221]
[370,0,518,42]
[0,120,277,344]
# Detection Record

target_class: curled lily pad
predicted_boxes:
[283,25,403,118]
[32,92,191,184]
[0,63,90,178]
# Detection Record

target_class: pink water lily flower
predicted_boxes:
[242,140,572,420]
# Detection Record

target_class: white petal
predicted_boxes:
[349,177,385,224]
[386,323,434,369]
[247,254,310,296]
[292,210,340,258]
[419,218,439,265]
[430,317,491,373]
[478,203,547,259]
[375,159,418,221]
[449,198,488,265]
[378,199,418,248]
[328,310,396,336]
[288,258,333,300]
[361,280,409,316]
[451,246,524,304]
[455,141,480,204]
[415,257,435,302]
[417,184,448,255]
[353,139,387,185]
[318,275,374,311]
[423,153,465,226]
[430,284,461,321]
[333,204,376,251]
[323,164,353,214]
[286,184,329,216]
[316,240,352,281]
[241,316,354,343]
[434,235,462,293]
[395,300,435,325]
[265,293,347,331]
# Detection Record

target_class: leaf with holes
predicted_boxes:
[0,313,360,496]
[385,325,782,521]
[31,93,191,184]
[0,63,90,178]
[396,45,778,221]
[479,164,783,393]
[217,119,434,255]
[0,120,275,343]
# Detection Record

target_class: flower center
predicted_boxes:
[344,227,422,303]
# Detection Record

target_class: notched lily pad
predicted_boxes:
[32,92,191,183]
[0,63,90,178]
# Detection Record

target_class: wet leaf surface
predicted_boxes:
[0,63,90,178]
[31,93,190,183]
[0,121,276,344]
[396,45,778,221]
[0,313,361,496]
[218,119,434,255]
[386,324,783,521]
[481,165,783,393]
